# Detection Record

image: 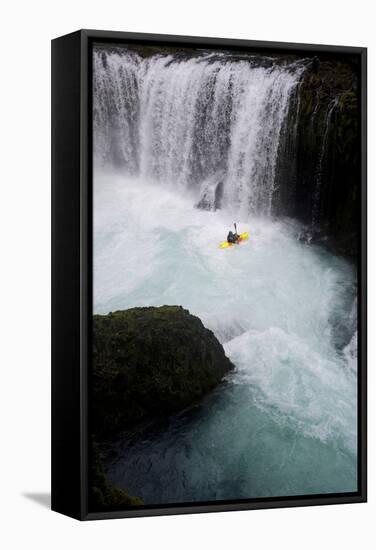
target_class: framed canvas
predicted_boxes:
[51,29,367,520]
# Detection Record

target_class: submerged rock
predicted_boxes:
[92,306,234,437]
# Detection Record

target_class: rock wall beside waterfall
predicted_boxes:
[274,57,360,256]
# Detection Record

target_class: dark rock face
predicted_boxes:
[91,439,143,510]
[92,306,234,437]
[91,305,233,510]
[274,57,360,257]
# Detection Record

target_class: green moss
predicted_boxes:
[90,306,234,510]
[91,438,143,510]
[92,306,234,438]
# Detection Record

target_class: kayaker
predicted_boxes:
[227,223,239,244]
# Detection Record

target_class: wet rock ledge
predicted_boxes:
[90,305,234,510]
[92,305,234,436]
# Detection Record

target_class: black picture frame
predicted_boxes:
[51,29,367,521]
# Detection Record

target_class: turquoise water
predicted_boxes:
[107,384,357,503]
[94,173,358,504]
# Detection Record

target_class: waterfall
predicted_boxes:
[93,47,358,502]
[93,48,303,216]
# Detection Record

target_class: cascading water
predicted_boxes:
[94,49,303,215]
[93,46,358,504]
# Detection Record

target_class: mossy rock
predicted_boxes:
[92,306,234,437]
[91,439,143,510]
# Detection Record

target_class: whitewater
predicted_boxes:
[93,47,358,503]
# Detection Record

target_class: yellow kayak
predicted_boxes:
[219,232,249,249]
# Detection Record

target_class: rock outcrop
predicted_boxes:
[90,306,233,510]
[91,439,143,510]
[275,56,360,256]
[92,306,234,437]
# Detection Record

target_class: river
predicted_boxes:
[93,46,358,504]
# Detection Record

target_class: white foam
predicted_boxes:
[94,174,357,453]
[224,326,357,452]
